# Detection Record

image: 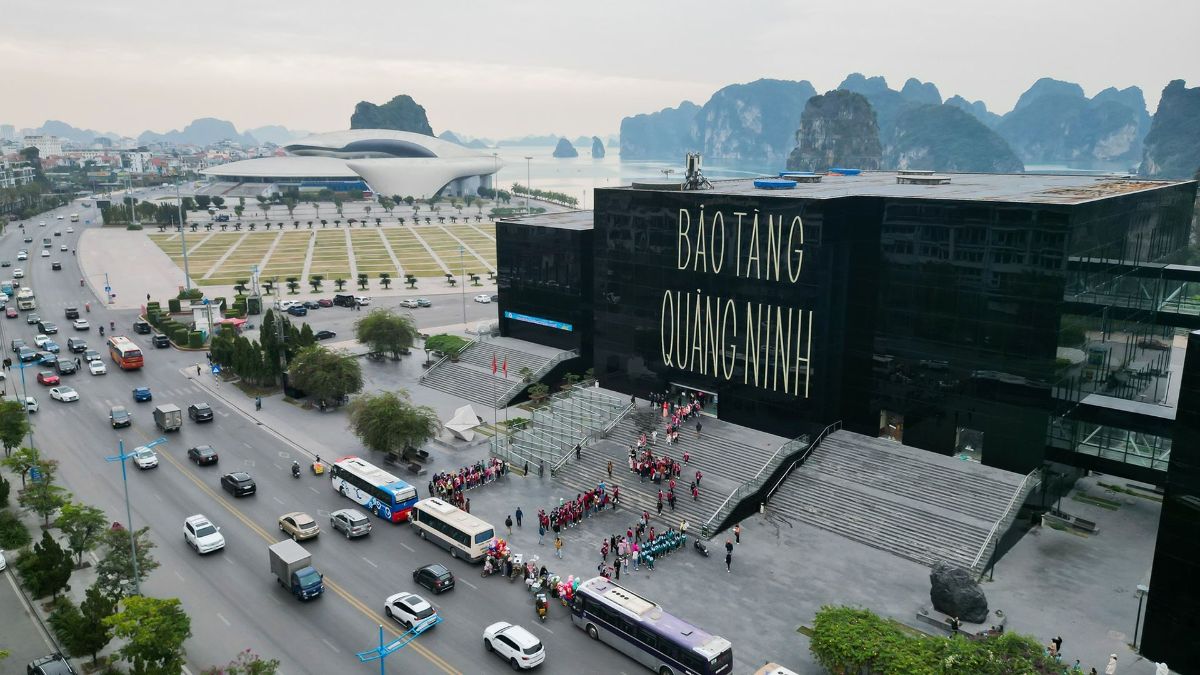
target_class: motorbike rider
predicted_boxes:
[291,461,300,477]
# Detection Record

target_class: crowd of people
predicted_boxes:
[427,457,507,512]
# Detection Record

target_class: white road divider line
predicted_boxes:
[321,639,341,654]
[362,557,378,568]
[400,542,414,552]
[459,578,478,591]
[309,486,320,494]
[216,613,231,627]
[272,496,284,504]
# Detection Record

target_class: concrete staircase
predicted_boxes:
[419,362,512,407]
[553,408,788,531]
[420,340,571,408]
[769,431,1026,569]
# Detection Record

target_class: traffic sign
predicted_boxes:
[30,466,43,482]
[211,364,221,375]
[104,286,112,293]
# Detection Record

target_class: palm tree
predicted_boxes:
[334,278,346,291]
[321,219,327,228]
[285,277,300,294]
[307,220,313,229]
[357,273,369,290]
[398,217,406,226]
[309,275,323,292]
[379,272,391,289]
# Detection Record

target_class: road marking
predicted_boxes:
[174,570,186,581]
[243,442,253,449]
[535,624,554,635]
[217,613,231,626]
[400,542,415,552]
[459,579,478,591]
[272,496,284,504]
[309,486,320,494]
[144,426,459,674]
[362,557,378,568]
[321,639,341,654]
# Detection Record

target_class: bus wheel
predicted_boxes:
[587,624,599,640]
[450,548,458,559]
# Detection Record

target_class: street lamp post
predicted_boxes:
[176,179,192,290]
[524,156,532,212]
[355,618,442,675]
[104,436,166,596]
[459,246,467,327]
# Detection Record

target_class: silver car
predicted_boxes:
[330,508,372,538]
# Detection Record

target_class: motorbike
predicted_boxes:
[291,464,301,479]
[535,592,548,622]
[693,539,709,557]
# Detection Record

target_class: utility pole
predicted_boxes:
[177,178,191,290]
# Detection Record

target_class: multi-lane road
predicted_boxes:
[2,199,629,674]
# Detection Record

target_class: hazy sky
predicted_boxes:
[3,0,1197,139]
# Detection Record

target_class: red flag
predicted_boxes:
[491,354,498,375]
[502,358,508,377]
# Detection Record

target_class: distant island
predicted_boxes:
[591,136,605,158]
[553,138,578,158]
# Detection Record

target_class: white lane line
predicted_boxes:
[399,542,414,552]
[216,613,231,626]
[309,486,320,494]
[362,557,378,568]
[536,624,555,635]
[321,639,341,654]
[243,442,253,448]
[272,496,284,504]
[174,570,186,581]
[226,556,236,565]
[459,578,478,590]
[154,492,163,501]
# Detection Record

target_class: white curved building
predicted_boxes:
[200,129,502,198]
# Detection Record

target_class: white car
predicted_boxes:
[277,300,298,310]
[89,360,106,375]
[183,514,225,554]
[483,622,545,670]
[49,386,79,402]
[354,295,371,306]
[12,268,23,277]
[384,591,438,629]
[0,549,6,571]
[16,252,27,261]
[132,446,159,470]
[399,298,419,308]
[59,244,68,252]
[73,318,90,330]
[56,215,63,220]
[33,334,50,348]
[22,396,38,413]
[473,294,492,304]
[38,221,45,227]
[66,227,74,233]
[40,250,49,258]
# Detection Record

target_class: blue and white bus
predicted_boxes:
[330,456,419,523]
[571,577,734,675]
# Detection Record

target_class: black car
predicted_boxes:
[412,563,455,594]
[132,319,151,334]
[109,406,132,428]
[286,305,307,316]
[333,294,356,308]
[67,337,87,353]
[26,313,41,325]
[302,300,321,310]
[187,445,219,465]
[315,330,336,341]
[51,261,62,271]
[83,349,101,362]
[188,402,214,422]
[55,358,76,375]
[27,652,77,675]
[221,472,256,497]
[38,321,58,334]
[64,306,79,320]
[152,333,170,348]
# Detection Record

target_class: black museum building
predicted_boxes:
[498,170,1200,671]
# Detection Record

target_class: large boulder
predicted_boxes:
[930,561,988,623]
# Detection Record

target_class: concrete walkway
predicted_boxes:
[79,227,195,309]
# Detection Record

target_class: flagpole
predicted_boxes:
[492,353,498,431]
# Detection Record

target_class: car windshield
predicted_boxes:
[195,524,217,537]
[413,605,435,619]
[349,516,368,527]
[296,569,321,587]
[135,449,154,459]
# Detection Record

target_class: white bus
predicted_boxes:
[410,497,495,563]
[329,456,419,523]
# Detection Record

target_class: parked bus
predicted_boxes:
[329,456,419,523]
[107,336,144,370]
[570,577,733,675]
[410,497,495,562]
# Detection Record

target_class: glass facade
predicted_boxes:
[586,182,1195,473]
[496,217,592,353]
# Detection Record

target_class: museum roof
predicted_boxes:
[610,171,1195,206]
[498,210,595,230]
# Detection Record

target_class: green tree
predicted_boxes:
[56,502,108,567]
[95,526,159,599]
[18,530,73,599]
[527,382,550,403]
[65,583,117,665]
[0,474,8,508]
[284,197,297,220]
[297,322,316,348]
[347,391,439,463]
[379,272,392,289]
[355,309,418,360]
[233,204,244,219]
[334,277,346,291]
[285,277,300,295]
[105,596,192,675]
[194,195,212,210]
[0,399,31,457]
[20,460,68,526]
[422,334,468,362]
[201,649,282,675]
[333,195,344,218]
[308,275,323,292]
[288,346,363,406]
[357,273,369,290]
[211,196,225,208]
[2,446,40,487]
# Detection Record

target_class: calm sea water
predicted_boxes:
[488,146,781,208]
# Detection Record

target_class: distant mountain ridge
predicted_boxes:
[349,94,434,135]
[619,73,1164,173]
[138,117,258,146]
[1139,80,1200,178]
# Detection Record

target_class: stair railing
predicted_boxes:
[971,468,1041,577]
[418,337,476,383]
